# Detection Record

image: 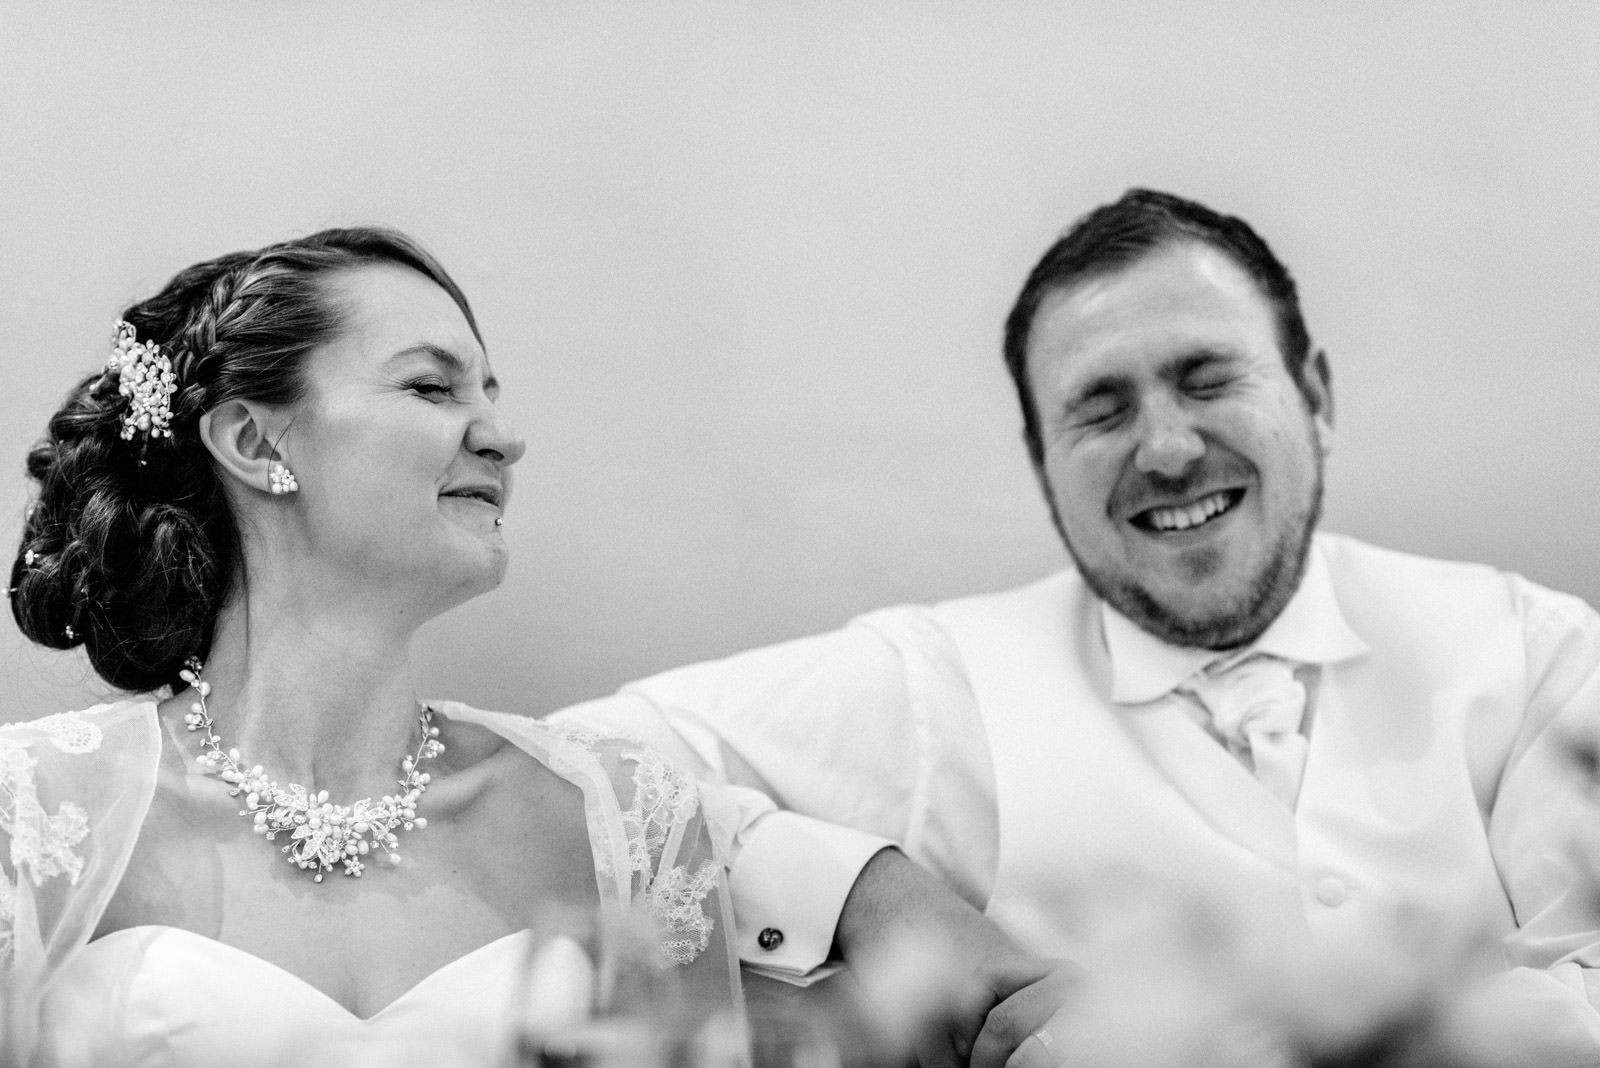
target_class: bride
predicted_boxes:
[1,228,739,1065]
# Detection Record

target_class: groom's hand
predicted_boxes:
[833,848,1080,1068]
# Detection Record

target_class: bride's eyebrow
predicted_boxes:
[385,344,499,394]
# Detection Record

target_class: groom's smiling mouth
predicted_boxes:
[1130,488,1245,534]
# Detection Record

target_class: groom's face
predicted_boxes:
[1023,241,1332,650]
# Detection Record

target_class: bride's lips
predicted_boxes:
[439,483,504,512]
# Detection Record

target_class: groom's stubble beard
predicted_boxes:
[1040,445,1325,652]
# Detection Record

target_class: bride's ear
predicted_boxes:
[198,400,287,494]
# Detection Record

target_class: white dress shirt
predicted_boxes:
[553,533,1600,1050]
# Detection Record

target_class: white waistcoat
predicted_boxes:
[928,541,1526,964]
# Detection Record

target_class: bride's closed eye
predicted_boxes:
[406,378,454,398]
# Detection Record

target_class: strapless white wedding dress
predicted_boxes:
[37,926,532,1067]
[1,702,740,1066]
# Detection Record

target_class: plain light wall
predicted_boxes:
[3,2,1598,722]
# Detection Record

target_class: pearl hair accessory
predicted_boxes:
[107,320,177,441]
[268,461,299,495]
[179,657,444,883]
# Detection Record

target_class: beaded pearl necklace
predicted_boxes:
[179,658,444,883]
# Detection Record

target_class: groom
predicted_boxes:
[557,189,1600,1060]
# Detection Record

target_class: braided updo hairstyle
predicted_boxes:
[9,227,479,694]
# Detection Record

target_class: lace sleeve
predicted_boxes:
[0,713,100,965]
[616,746,721,965]
[0,704,161,1066]
[440,708,744,1014]
[542,722,743,1009]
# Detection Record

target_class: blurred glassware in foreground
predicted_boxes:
[507,903,753,1068]
[828,867,1596,1068]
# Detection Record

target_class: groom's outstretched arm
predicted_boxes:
[550,606,994,984]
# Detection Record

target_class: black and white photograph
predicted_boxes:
[3,4,1599,1065]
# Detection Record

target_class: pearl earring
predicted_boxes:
[269,461,299,495]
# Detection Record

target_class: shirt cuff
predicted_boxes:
[727,810,895,986]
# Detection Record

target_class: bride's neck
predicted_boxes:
[187,599,423,797]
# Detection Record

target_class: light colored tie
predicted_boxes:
[1179,654,1309,808]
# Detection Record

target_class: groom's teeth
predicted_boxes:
[1147,492,1234,532]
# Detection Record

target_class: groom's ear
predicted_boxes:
[1303,348,1334,458]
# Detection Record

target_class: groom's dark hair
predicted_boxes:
[1002,188,1316,465]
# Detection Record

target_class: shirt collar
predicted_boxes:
[1102,541,1370,705]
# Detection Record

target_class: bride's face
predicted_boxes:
[275,263,526,615]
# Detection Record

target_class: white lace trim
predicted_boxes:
[1,743,91,886]
[543,723,635,870]
[650,860,720,966]
[621,750,715,966]
[545,722,615,752]
[2,710,105,754]
[0,732,95,965]
[581,745,717,966]
[544,721,625,777]
[619,749,700,878]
